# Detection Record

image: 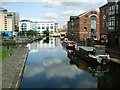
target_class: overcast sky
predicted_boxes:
[1,0,108,28]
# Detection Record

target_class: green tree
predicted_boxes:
[42,30,49,36]
[26,30,37,36]
[18,31,26,36]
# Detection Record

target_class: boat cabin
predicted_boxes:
[93,45,106,55]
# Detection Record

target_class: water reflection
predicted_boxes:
[68,51,109,78]
[27,37,61,52]
[67,50,120,88]
[20,37,97,88]
[98,62,120,88]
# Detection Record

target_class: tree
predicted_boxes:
[42,30,49,36]
[2,32,8,36]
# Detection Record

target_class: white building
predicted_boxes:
[19,19,31,31]
[19,19,57,34]
[31,21,55,33]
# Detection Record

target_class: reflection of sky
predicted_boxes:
[20,37,97,88]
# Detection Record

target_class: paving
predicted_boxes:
[2,46,28,89]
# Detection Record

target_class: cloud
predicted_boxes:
[43,57,62,66]
[42,0,61,7]
[44,13,58,20]
[24,65,45,78]
[45,63,82,79]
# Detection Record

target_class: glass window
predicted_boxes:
[84,27,87,31]
[46,26,49,30]
[51,26,53,29]
[102,22,105,27]
[42,26,45,29]
[94,12,97,14]
[116,4,118,14]
[38,27,40,29]
[90,11,94,14]
[84,19,87,23]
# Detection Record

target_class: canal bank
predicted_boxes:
[2,46,28,88]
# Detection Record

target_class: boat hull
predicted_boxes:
[73,49,101,63]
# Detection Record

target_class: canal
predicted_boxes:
[20,37,120,88]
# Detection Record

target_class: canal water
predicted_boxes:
[20,37,120,88]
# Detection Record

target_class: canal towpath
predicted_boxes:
[2,46,28,88]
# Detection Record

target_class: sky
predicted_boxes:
[1,0,108,28]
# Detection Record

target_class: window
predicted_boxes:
[46,26,49,30]
[102,22,105,27]
[38,27,40,29]
[51,26,53,29]
[90,11,94,14]
[94,12,97,14]
[84,27,87,31]
[84,19,87,23]
[116,4,118,14]
[42,26,45,29]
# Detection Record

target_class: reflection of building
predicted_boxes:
[67,51,108,78]
[19,19,58,34]
[67,9,100,43]
[98,62,120,88]
[68,50,120,88]
[55,37,58,46]
[27,37,59,51]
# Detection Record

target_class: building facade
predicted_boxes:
[107,1,119,46]
[19,19,31,31]
[19,19,58,34]
[100,0,120,47]
[32,21,55,33]
[100,4,109,43]
[68,9,100,43]
[8,12,19,35]
[0,7,14,36]
[0,7,19,36]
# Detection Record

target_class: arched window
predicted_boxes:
[90,15,97,37]
[21,23,27,31]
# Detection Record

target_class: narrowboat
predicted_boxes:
[73,45,110,64]
[62,39,77,50]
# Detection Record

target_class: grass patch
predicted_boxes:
[2,40,16,46]
[0,48,13,61]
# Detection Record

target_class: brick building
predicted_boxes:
[100,4,109,43]
[100,0,120,47]
[67,9,100,44]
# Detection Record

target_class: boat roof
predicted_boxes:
[94,45,105,48]
[78,46,93,51]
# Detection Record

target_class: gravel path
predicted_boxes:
[2,47,28,89]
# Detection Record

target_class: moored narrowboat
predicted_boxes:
[74,45,110,64]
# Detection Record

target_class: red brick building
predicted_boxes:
[100,4,109,43]
[67,9,100,44]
